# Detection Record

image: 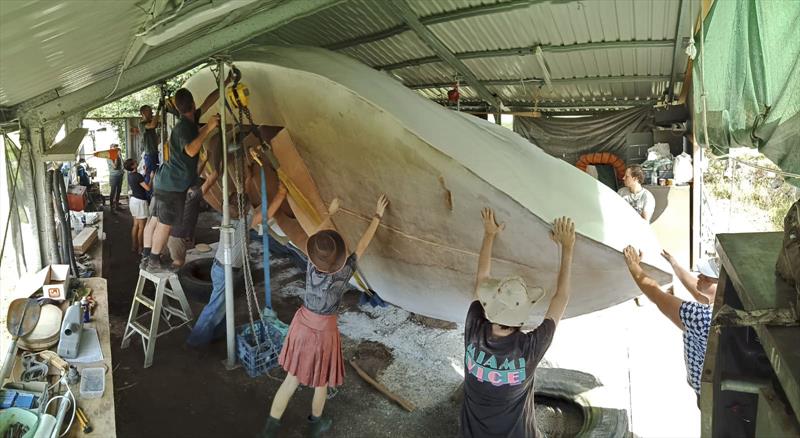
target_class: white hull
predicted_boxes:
[185,46,671,325]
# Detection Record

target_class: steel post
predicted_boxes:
[217,60,237,370]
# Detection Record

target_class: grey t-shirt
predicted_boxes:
[139,121,159,156]
[303,253,357,315]
[617,186,656,220]
[214,219,246,269]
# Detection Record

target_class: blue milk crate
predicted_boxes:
[236,319,285,378]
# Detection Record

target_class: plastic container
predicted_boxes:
[0,407,38,438]
[79,367,105,399]
[236,320,284,378]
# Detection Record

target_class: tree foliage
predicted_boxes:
[87,67,201,119]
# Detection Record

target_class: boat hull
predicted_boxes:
[184,46,672,325]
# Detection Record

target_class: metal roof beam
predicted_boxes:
[668,0,691,101]
[21,0,343,126]
[409,75,670,89]
[387,0,502,109]
[437,99,657,110]
[379,40,675,71]
[325,0,560,51]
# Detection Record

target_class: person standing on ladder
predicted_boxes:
[141,83,227,272]
[185,181,287,348]
[260,194,389,438]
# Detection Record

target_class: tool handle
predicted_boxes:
[0,338,18,384]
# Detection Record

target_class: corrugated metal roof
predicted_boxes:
[1,0,698,114]
[0,0,144,106]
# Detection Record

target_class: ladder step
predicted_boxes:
[130,321,151,340]
[134,294,155,309]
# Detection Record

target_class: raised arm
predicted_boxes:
[661,250,708,304]
[625,246,685,329]
[309,198,342,236]
[139,171,155,192]
[250,183,288,228]
[185,114,220,157]
[354,194,389,260]
[474,208,504,299]
[543,217,575,325]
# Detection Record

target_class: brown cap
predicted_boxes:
[307,229,347,274]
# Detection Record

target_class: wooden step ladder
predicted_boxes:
[121,269,194,368]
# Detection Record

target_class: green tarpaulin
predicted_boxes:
[694,0,800,183]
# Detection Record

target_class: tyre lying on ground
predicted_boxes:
[178,258,248,303]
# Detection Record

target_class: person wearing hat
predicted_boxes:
[261,194,389,438]
[623,246,718,404]
[661,249,719,305]
[460,208,575,438]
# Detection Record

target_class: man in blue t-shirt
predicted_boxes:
[623,246,718,404]
[460,209,575,438]
[142,87,221,272]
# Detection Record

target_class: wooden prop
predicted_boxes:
[349,359,415,412]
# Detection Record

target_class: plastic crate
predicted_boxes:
[236,320,284,378]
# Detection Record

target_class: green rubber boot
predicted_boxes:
[308,415,333,437]
[258,416,281,438]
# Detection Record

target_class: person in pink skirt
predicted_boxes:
[261,194,389,438]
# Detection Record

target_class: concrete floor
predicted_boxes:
[1,206,702,437]
[545,293,701,437]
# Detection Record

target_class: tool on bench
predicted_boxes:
[56,303,82,359]
[0,299,41,384]
[76,407,92,433]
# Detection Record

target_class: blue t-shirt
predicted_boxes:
[156,116,199,192]
[679,301,712,394]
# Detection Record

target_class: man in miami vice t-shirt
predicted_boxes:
[460,208,576,438]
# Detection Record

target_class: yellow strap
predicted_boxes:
[276,168,321,225]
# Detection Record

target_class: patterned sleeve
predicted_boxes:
[679,301,712,337]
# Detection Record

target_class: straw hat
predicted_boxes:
[477,276,545,327]
[307,229,347,274]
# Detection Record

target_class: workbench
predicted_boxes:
[4,277,116,437]
[700,232,800,437]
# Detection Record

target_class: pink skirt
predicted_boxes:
[278,306,345,388]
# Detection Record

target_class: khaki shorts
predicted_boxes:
[167,236,188,265]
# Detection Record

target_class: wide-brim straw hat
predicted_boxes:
[307,229,347,274]
[477,276,544,327]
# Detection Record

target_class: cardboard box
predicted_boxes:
[18,264,72,301]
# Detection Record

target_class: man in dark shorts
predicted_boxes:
[460,209,575,438]
[143,87,220,272]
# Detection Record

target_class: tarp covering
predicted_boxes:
[694,0,800,182]
[512,106,654,164]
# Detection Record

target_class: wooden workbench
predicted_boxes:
[66,277,116,437]
[2,277,116,437]
[700,232,800,437]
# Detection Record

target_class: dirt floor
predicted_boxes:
[103,206,460,438]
